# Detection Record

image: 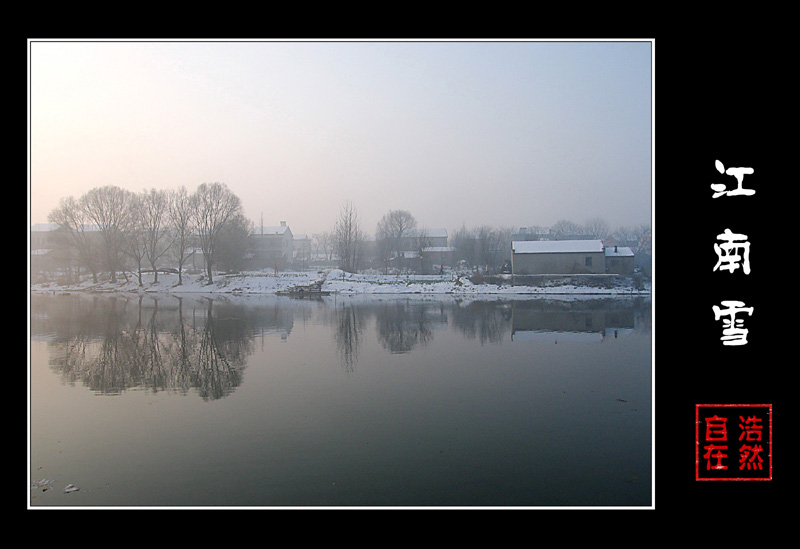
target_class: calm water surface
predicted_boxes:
[29,292,651,507]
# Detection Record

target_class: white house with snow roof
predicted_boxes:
[511,239,606,275]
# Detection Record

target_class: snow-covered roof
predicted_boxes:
[512,240,604,254]
[422,246,456,253]
[253,225,290,236]
[605,246,634,257]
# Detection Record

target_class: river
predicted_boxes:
[29,292,651,507]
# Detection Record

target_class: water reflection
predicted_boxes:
[31,293,651,400]
[375,300,438,354]
[31,294,252,400]
[510,299,646,343]
[334,303,363,372]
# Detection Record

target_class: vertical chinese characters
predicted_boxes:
[702,414,729,470]
[737,415,765,471]
[711,160,755,345]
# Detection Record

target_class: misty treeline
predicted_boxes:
[47,182,250,285]
[318,205,651,275]
[44,182,651,282]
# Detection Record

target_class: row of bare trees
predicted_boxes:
[47,184,650,280]
[322,204,652,275]
[48,183,249,285]
[331,207,442,274]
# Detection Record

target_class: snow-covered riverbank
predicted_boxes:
[30,269,651,296]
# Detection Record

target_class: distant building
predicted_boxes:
[399,229,449,273]
[605,236,649,276]
[248,221,293,271]
[605,245,635,275]
[511,239,606,275]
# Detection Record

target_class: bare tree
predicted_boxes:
[376,209,416,273]
[452,224,477,272]
[190,182,244,284]
[333,201,364,273]
[313,231,335,263]
[632,224,652,256]
[168,186,196,285]
[375,232,394,274]
[124,193,149,286]
[139,188,171,283]
[474,225,506,272]
[215,212,252,274]
[495,227,513,268]
[584,217,611,240]
[413,227,431,274]
[613,224,651,254]
[551,219,582,240]
[80,186,135,282]
[48,196,101,283]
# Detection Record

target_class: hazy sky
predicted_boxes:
[29,39,652,236]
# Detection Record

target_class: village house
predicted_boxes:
[247,221,293,271]
[604,245,636,275]
[605,235,650,276]
[511,239,606,275]
[392,228,452,274]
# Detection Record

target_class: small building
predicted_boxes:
[511,239,605,275]
[248,221,293,271]
[604,245,635,275]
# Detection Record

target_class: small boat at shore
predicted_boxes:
[276,281,331,298]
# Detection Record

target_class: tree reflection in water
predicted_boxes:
[333,303,362,372]
[39,294,250,400]
[32,294,651,399]
[375,300,435,354]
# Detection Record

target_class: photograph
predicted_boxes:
[28,38,654,509]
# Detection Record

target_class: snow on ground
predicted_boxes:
[30,269,651,296]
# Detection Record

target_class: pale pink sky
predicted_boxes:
[29,39,652,236]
